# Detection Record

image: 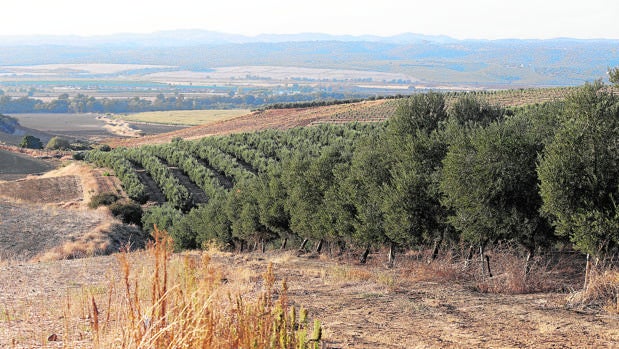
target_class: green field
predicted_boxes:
[116,109,251,126]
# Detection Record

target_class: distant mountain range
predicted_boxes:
[0,30,618,88]
[0,30,459,47]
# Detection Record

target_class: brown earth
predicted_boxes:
[0,162,122,208]
[0,175,83,204]
[104,99,397,148]
[0,162,146,262]
[0,250,617,348]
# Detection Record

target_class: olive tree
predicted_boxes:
[19,135,42,149]
[441,114,553,274]
[609,66,619,85]
[45,136,71,150]
[538,82,619,257]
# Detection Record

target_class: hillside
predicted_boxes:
[105,99,397,147]
[105,88,575,148]
[0,163,147,261]
[1,86,618,347]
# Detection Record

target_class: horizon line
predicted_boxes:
[0,29,618,43]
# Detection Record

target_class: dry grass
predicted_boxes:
[97,115,144,138]
[397,250,464,284]
[471,249,584,295]
[0,203,142,263]
[71,228,324,348]
[568,266,619,313]
[329,247,584,296]
[116,109,250,126]
[2,162,122,209]
[2,246,619,348]
[0,175,82,204]
[33,221,147,262]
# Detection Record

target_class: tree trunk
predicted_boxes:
[584,253,590,292]
[299,238,309,251]
[360,246,370,264]
[387,242,396,268]
[479,244,491,278]
[261,238,266,254]
[463,245,474,269]
[485,254,493,278]
[429,232,443,263]
[523,247,534,279]
[280,237,288,250]
[337,240,346,256]
[314,239,324,254]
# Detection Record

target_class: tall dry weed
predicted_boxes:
[472,248,582,294]
[568,265,619,313]
[398,249,463,283]
[88,226,322,348]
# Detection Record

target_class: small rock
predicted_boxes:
[48,333,59,341]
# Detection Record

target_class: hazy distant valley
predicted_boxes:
[0,30,618,104]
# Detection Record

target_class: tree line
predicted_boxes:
[87,82,619,266]
[0,91,378,114]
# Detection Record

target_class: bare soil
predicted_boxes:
[169,167,209,204]
[0,162,146,262]
[0,250,617,348]
[132,164,166,205]
[0,148,57,180]
[0,175,82,204]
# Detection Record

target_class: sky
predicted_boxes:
[2,0,618,40]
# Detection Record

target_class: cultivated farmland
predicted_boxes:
[1,88,618,348]
[115,109,250,125]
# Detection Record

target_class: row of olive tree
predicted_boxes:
[133,82,618,263]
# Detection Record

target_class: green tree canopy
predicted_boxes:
[538,82,619,256]
[45,136,71,150]
[19,135,42,149]
[441,114,552,251]
[448,95,505,127]
[609,66,619,85]
[388,92,447,139]
[383,129,450,248]
[283,145,349,245]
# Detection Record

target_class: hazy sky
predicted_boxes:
[3,0,618,39]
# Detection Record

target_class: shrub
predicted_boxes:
[98,144,111,152]
[88,192,119,209]
[72,151,85,160]
[110,201,143,226]
[19,135,43,149]
[568,266,619,313]
[45,136,71,150]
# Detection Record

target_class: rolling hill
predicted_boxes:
[0,30,617,88]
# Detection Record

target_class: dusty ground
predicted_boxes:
[0,162,122,207]
[0,162,146,262]
[0,250,617,348]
